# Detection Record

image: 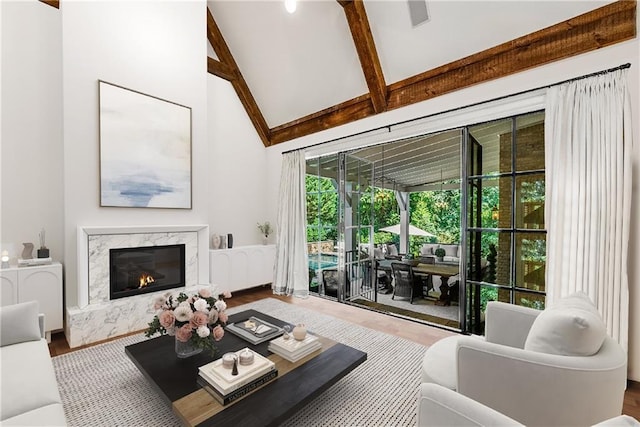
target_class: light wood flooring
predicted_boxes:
[49,285,640,420]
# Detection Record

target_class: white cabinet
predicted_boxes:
[210,245,276,292]
[0,263,63,338]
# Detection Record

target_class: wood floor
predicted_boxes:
[49,285,640,420]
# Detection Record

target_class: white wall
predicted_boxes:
[61,1,208,306]
[1,1,63,265]
[207,76,270,247]
[263,39,640,380]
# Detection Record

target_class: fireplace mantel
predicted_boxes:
[77,224,209,308]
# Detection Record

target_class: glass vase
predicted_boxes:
[175,336,203,358]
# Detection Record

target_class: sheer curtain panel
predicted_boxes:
[545,69,634,350]
[273,150,309,298]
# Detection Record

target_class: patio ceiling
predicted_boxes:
[307,112,544,192]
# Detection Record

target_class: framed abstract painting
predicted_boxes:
[99,81,192,209]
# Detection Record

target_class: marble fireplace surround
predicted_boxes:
[66,225,209,347]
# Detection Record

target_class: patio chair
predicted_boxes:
[321,269,350,298]
[390,262,421,303]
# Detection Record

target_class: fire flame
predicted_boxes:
[139,273,155,288]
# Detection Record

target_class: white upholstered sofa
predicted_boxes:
[0,301,67,426]
[420,293,628,426]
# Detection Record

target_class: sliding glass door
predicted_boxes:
[464,111,547,334]
[338,153,375,302]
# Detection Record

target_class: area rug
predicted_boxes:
[52,298,428,426]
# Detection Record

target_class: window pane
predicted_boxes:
[515,112,545,172]
[515,290,545,310]
[468,118,512,176]
[516,174,545,229]
[515,232,546,291]
[468,177,512,229]
[467,231,510,285]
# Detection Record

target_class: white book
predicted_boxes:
[269,334,319,354]
[268,342,322,363]
[198,348,275,395]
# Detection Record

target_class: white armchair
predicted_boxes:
[418,383,639,427]
[421,294,627,427]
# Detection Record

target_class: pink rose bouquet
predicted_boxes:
[146,288,232,356]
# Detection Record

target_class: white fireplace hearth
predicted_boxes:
[65,225,210,347]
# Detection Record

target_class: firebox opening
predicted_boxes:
[109,244,185,300]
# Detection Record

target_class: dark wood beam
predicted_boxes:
[39,0,59,9]
[268,0,636,146]
[340,0,387,113]
[386,0,637,110]
[206,8,271,146]
[207,57,236,81]
[270,95,374,145]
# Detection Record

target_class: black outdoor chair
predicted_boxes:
[390,262,421,303]
[321,269,350,298]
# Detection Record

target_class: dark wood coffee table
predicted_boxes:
[125,309,367,427]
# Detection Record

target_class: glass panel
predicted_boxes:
[305,160,319,190]
[467,177,511,229]
[468,118,512,176]
[306,192,318,224]
[515,112,545,172]
[467,231,511,285]
[515,291,545,310]
[515,232,546,291]
[516,174,545,229]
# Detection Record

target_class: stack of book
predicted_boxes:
[268,334,322,362]
[198,348,277,405]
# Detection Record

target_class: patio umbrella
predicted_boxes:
[379,223,436,237]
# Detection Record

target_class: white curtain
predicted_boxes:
[272,150,309,298]
[545,69,634,350]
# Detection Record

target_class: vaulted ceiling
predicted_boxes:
[38,0,637,148]
[206,0,636,147]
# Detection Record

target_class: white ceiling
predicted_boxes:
[207,0,611,128]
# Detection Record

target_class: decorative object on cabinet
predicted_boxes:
[211,234,222,249]
[99,80,192,209]
[37,228,50,259]
[21,243,34,260]
[257,222,272,244]
[1,251,9,269]
[227,233,234,249]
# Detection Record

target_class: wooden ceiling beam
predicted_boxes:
[39,0,59,9]
[270,95,374,145]
[206,8,271,146]
[386,0,636,110]
[340,0,387,114]
[268,0,636,146]
[207,57,236,81]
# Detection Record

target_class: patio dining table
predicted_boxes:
[378,260,459,305]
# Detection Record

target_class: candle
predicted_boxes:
[239,348,254,365]
[222,352,236,369]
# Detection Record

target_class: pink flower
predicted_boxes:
[158,310,175,329]
[175,324,193,343]
[208,309,219,324]
[190,311,208,328]
[215,300,227,311]
[222,290,232,299]
[212,325,224,341]
[218,312,228,323]
[153,295,167,310]
[198,288,212,298]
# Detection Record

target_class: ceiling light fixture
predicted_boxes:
[285,0,296,14]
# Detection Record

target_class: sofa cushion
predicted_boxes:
[0,301,41,347]
[1,403,66,426]
[524,291,606,356]
[0,339,63,421]
[420,244,438,256]
[440,244,458,257]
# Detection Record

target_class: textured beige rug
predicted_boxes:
[52,298,429,426]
